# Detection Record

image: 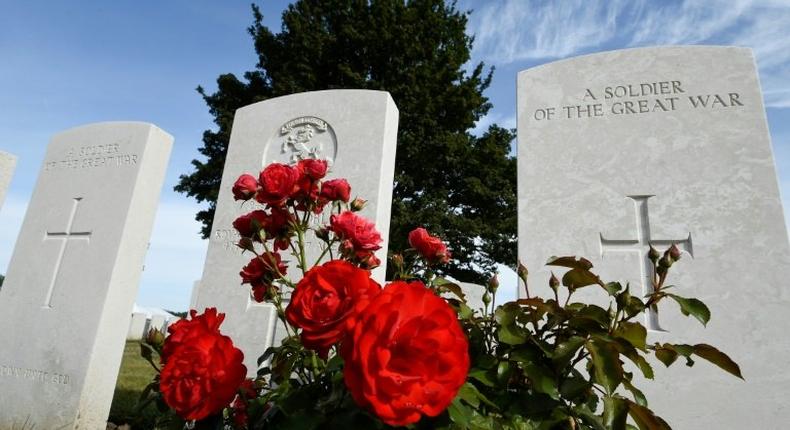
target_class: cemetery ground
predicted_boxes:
[108,341,161,429]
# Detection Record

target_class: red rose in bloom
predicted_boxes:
[342,281,469,427]
[240,253,287,302]
[232,174,258,201]
[320,178,351,203]
[256,163,298,206]
[408,227,451,265]
[285,260,381,358]
[232,210,269,239]
[265,207,294,250]
[160,308,246,421]
[297,158,328,180]
[329,211,382,252]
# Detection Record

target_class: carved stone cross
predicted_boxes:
[599,195,693,331]
[43,197,92,309]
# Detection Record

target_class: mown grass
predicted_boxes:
[109,340,163,429]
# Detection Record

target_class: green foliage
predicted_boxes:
[175,0,516,283]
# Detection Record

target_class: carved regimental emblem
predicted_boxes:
[276,116,337,165]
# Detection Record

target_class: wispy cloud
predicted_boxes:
[466,0,790,107]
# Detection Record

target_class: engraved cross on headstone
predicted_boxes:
[599,195,693,331]
[42,197,92,309]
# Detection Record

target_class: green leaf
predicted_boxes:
[468,369,497,387]
[458,382,499,410]
[572,405,607,430]
[603,282,622,295]
[562,268,602,290]
[448,397,474,426]
[546,255,594,270]
[693,344,744,379]
[614,322,647,351]
[653,345,678,367]
[603,395,629,430]
[585,339,623,394]
[522,363,560,400]
[627,401,671,430]
[552,336,586,370]
[622,378,647,407]
[666,293,710,326]
[498,323,527,345]
[436,278,467,301]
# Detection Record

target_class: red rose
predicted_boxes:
[232,210,268,239]
[342,281,469,427]
[160,308,247,421]
[265,207,294,250]
[320,178,351,203]
[285,260,381,358]
[232,174,258,201]
[256,163,298,206]
[408,227,451,265]
[240,253,287,302]
[297,158,328,180]
[329,211,382,252]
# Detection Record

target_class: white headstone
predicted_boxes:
[194,90,398,375]
[127,312,150,341]
[0,122,172,429]
[518,46,790,428]
[458,282,486,313]
[0,150,17,209]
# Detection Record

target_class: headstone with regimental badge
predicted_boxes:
[193,90,398,375]
[0,150,17,210]
[517,46,790,428]
[0,122,172,429]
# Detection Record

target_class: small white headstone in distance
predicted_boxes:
[127,312,150,341]
[517,46,790,428]
[0,122,172,429]
[194,90,399,375]
[0,150,17,209]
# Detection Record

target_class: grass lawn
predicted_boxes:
[109,340,164,429]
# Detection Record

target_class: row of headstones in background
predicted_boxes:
[0,122,172,429]
[0,151,17,210]
[517,46,790,428]
[190,90,399,374]
[127,312,180,341]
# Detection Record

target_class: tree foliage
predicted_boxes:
[175,0,516,283]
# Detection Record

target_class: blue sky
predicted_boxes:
[1,0,788,311]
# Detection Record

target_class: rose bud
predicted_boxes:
[549,272,560,291]
[668,244,682,261]
[359,252,381,270]
[146,327,165,348]
[320,178,352,203]
[232,174,259,201]
[408,227,451,265]
[315,226,331,242]
[487,274,499,293]
[648,245,660,263]
[350,197,367,212]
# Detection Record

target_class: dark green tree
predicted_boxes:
[176,0,516,283]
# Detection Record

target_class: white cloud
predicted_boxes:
[467,0,790,107]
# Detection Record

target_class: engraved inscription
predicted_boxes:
[531,80,745,121]
[599,195,693,331]
[0,364,70,385]
[45,142,139,171]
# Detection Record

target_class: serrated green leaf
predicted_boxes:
[586,340,623,394]
[562,268,602,290]
[693,344,744,379]
[603,395,629,430]
[615,322,647,351]
[546,256,594,270]
[522,363,560,399]
[552,336,586,370]
[627,401,671,430]
[666,293,710,326]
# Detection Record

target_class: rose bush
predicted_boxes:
[143,159,741,430]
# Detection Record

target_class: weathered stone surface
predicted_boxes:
[0,122,172,429]
[517,46,790,428]
[194,90,398,375]
[0,150,17,210]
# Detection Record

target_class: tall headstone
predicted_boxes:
[127,312,150,341]
[518,46,790,428]
[194,90,398,375]
[0,150,17,209]
[0,122,172,429]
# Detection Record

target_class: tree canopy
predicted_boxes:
[176,0,516,283]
